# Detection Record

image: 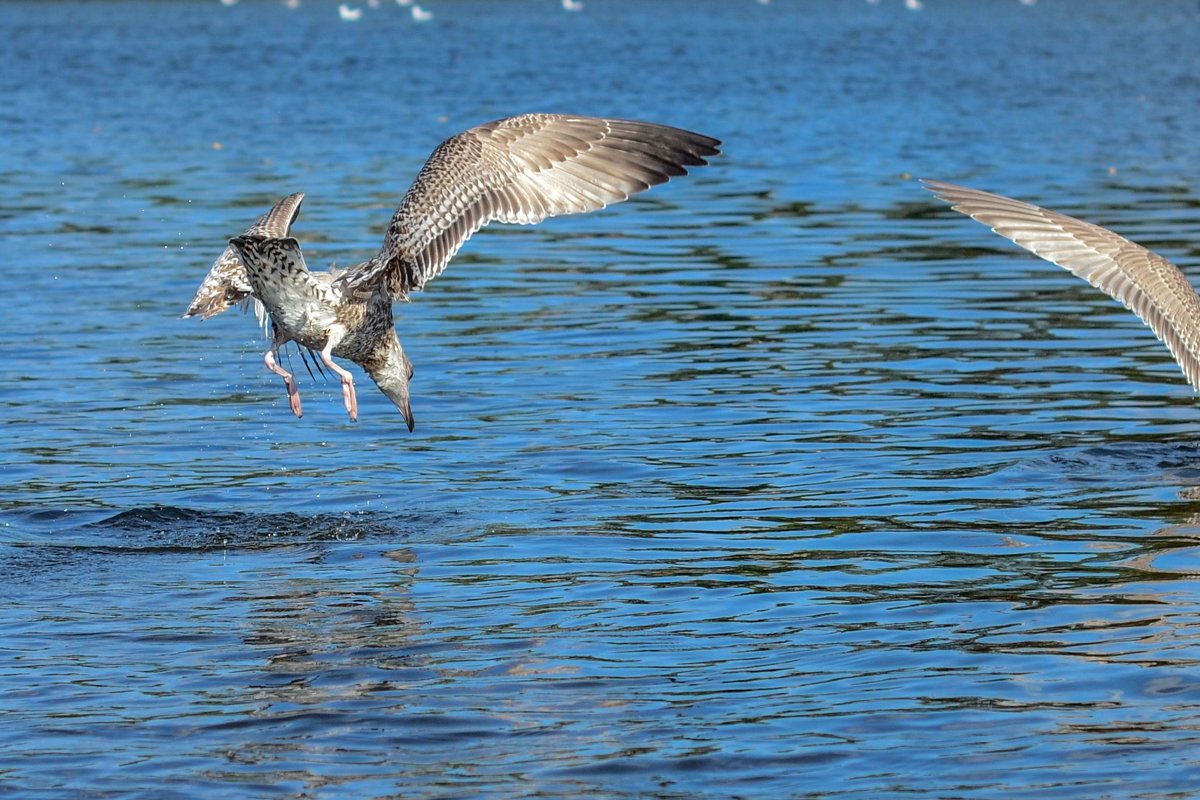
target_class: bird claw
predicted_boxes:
[288,384,303,418]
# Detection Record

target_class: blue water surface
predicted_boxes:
[4,0,1200,797]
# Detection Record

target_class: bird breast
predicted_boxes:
[257,271,340,347]
[330,290,393,364]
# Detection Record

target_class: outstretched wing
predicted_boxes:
[923,179,1200,391]
[336,114,720,298]
[183,193,305,319]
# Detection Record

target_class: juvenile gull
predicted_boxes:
[184,113,720,429]
[923,179,1200,392]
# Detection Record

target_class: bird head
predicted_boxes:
[366,337,415,432]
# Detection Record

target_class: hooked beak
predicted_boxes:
[369,356,415,432]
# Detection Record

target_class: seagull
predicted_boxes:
[338,4,362,20]
[923,179,1200,395]
[411,4,433,21]
[562,0,584,11]
[184,114,720,429]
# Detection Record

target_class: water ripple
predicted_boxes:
[6,0,1200,797]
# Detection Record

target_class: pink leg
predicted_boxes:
[264,349,303,418]
[320,339,358,422]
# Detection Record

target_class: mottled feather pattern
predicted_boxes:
[227,235,337,338]
[186,246,254,319]
[337,114,720,298]
[183,193,305,319]
[186,114,719,427]
[923,179,1200,391]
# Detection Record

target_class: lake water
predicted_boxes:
[5,0,1200,796]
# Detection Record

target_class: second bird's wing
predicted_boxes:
[923,179,1200,391]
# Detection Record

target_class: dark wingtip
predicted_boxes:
[181,300,213,320]
[670,129,722,167]
[697,135,722,158]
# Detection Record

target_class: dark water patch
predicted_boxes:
[1037,441,1200,489]
[2,506,444,548]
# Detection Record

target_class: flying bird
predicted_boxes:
[184,114,720,430]
[923,179,1200,394]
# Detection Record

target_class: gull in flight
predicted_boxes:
[924,179,1200,394]
[185,114,720,429]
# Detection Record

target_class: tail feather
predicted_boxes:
[183,193,305,320]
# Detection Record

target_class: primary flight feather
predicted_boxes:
[924,179,1200,392]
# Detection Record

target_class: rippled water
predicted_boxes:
[5,0,1200,796]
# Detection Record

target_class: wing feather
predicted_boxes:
[337,113,720,297]
[923,179,1200,391]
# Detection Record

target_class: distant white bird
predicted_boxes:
[219,0,237,6]
[411,4,433,21]
[755,0,771,5]
[905,0,923,10]
[562,0,583,10]
[338,3,362,20]
[1019,0,1037,5]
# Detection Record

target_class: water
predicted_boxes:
[4,0,1200,796]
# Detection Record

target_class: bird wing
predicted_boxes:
[183,193,305,320]
[923,179,1200,391]
[336,114,720,298]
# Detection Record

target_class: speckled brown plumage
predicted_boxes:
[185,114,720,429]
[183,193,305,322]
